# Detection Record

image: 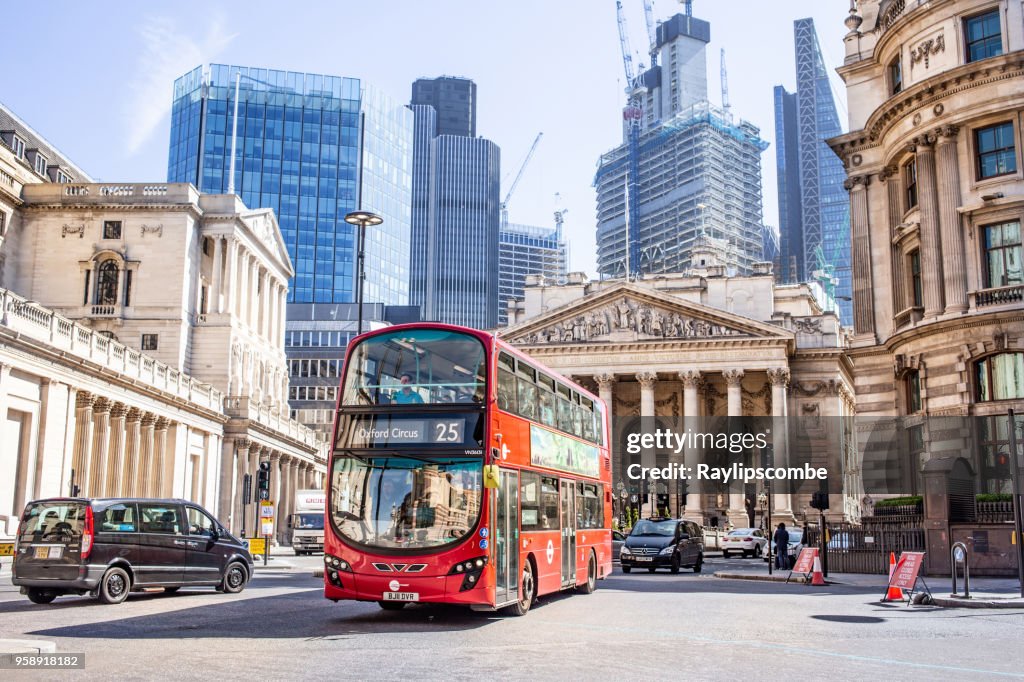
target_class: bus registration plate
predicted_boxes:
[383,591,418,601]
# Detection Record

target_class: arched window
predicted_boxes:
[95,260,119,305]
[976,352,1024,402]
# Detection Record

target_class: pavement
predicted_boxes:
[713,559,1024,608]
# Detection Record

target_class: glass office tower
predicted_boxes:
[168,64,412,307]
[168,64,413,434]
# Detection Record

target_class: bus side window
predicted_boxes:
[540,477,559,529]
[520,472,541,531]
[517,379,537,420]
[498,369,517,413]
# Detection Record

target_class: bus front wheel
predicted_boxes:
[577,553,597,594]
[505,560,535,617]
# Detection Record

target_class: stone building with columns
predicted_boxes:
[829,0,1024,493]
[501,266,858,526]
[0,116,326,544]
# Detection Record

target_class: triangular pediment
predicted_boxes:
[241,208,294,276]
[500,282,793,345]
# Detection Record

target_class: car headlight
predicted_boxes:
[620,546,632,556]
[659,545,675,555]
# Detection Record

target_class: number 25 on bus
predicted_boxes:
[324,323,612,616]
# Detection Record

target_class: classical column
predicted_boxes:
[233,439,251,535]
[71,391,96,495]
[679,370,703,522]
[247,445,260,533]
[281,457,294,546]
[224,237,238,316]
[212,235,224,314]
[935,125,968,314]
[248,261,260,329]
[219,437,236,522]
[270,452,283,544]
[278,287,287,344]
[912,135,945,317]
[238,251,250,322]
[845,175,875,335]
[723,370,747,527]
[261,270,271,339]
[138,414,156,496]
[767,368,794,522]
[882,165,906,316]
[595,373,616,473]
[636,372,658,515]
[122,408,141,496]
[153,417,170,498]
[106,403,128,497]
[89,398,112,497]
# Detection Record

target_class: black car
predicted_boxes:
[619,518,704,574]
[12,498,254,605]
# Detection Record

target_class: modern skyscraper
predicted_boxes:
[168,64,412,307]
[774,19,851,323]
[425,135,500,329]
[167,64,414,434]
[411,76,477,137]
[409,80,501,329]
[595,10,767,279]
[498,222,567,326]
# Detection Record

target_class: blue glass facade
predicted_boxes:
[775,20,850,323]
[167,64,412,307]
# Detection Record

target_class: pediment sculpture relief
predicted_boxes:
[518,296,748,344]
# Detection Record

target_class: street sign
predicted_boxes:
[260,502,275,518]
[247,537,266,555]
[791,547,818,574]
[260,519,274,536]
[0,542,14,557]
[890,551,925,590]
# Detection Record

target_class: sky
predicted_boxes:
[1,0,850,276]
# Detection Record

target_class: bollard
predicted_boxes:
[950,541,970,599]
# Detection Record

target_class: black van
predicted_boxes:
[619,518,704,574]
[12,498,254,605]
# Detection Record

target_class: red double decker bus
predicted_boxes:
[324,323,612,615]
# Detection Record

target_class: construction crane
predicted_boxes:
[642,0,658,67]
[720,48,732,123]
[500,132,543,227]
[615,1,643,277]
[679,0,692,16]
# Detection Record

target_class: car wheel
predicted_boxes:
[722,550,729,559]
[222,561,248,594]
[670,554,681,574]
[378,600,407,611]
[693,554,703,573]
[26,588,57,605]
[743,549,751,558]
[505,560,535,616]
[753,544,763,558]
[577,553,597,594]
[647,567,656,573]
[98,567,131,604]
[621,565,632,574]
[164,587,180,595]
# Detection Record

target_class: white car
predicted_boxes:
[721,528,768,558]
[765,527,805,565]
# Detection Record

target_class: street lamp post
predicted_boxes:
[343,211,383,336]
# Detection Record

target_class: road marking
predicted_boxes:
[535,619,1024,678]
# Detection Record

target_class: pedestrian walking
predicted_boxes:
[773,522,790,570]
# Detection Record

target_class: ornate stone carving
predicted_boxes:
[595,373,616,389]
[125,407,142,422]
[76,391,96,409]
[62,224,85,238]
[792,317,822,334]
[722,369,745,387]
[767,368,791,387]
[92,397,111,413]
[843,174,870,192]
[678,370,703,388]
[140,223,163,238]
[519,296,748,344]
[109,402,129,419]
[910,33,944,69]
[154,416,170,431]
[636,372,658,390]
[935,124,960,141]
[878,164,899,182]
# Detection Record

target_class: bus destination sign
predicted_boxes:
[338,415,469,448]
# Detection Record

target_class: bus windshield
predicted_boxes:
[330,455,482,550]
[341,329,486,406]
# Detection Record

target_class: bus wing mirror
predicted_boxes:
[483,465,500,489]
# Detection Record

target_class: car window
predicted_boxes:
[99,503,137,532]
[139,504,183,534]
[612,531,624,541]
[186,507,217,537]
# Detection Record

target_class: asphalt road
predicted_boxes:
[2,553,1023,681]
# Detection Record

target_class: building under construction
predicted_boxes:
[595,7,768,278]
[498,222,567,326]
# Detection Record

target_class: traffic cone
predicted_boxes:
[884,551,904,601]
[810,556,826,586]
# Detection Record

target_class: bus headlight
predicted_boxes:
[448,556,488,592]
[325,554,352,572]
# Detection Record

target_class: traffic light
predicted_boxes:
[257,461,271,500]
[810,491,830,510]
[993,452,1011,480]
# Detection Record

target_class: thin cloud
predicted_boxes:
[123,14,237,156]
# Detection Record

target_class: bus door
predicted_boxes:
[492,469,520,606]
[559,479,576,586]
